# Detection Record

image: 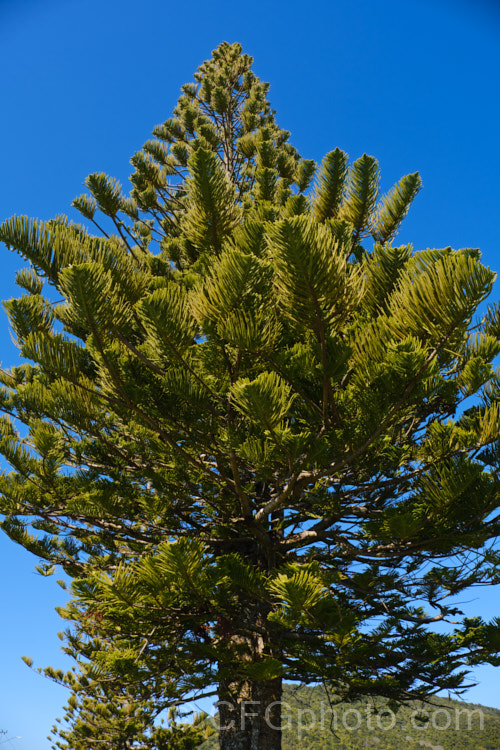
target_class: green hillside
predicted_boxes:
[198,684,500,750]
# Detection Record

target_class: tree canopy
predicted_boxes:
[1,41,500,750]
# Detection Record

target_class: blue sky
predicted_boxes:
[1,0,500,746]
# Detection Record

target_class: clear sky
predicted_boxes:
[1,0,500,746]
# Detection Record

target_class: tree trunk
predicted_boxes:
[217,673,282,750]
[216,605,283,750]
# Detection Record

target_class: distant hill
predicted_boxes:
[198,684,500,749]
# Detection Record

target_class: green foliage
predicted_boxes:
[339,153,380,243]
[85,173,125,217]
[181,149,240,256]
[267,214,360,327]
[313,148,349,222]
[231,371,295,429]
[1,41,500,750]
[371,172,422,243]
[48,684,209,750]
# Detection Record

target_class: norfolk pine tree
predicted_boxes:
[2,42,500,750]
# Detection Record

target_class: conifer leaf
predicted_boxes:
[4,294,54,345]
[191,246,263,324]
[137,284,197,354]
[481,300,500,338]
[0,216,63,282]
[15,267,44,295]
[266,214,360,326]
[254,167,277,201]
[231,371,295,429]
[231,215,267,256]
[268,563,326,624]
[339,153,380,242]
[242,658,283,680]
[372,172,422,243]
[362,243,413,313]
[182,149,239,255]
[72,194,97,221]
[216,308,281,352]
[388,253,495,339]
[21,331,88,381]
[294,159,316,192]
[58,263,133,338]
[313,148,349,222]
[85,173,124,217]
